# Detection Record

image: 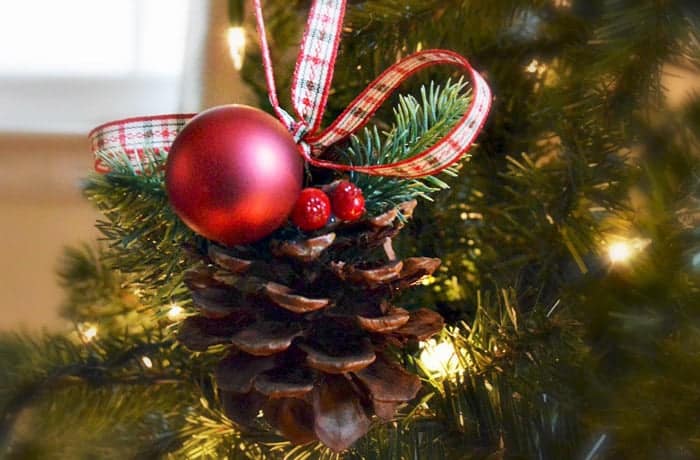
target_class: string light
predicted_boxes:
[606,237,651,264]
[78,323,98,342]
[167,303,185,321]
[525,59,540,73]
[420,274,437,286]
[141,356,154,369]
[608,241,632,263]
[227,27,246,70]
[460,211,484,221]
[525,59,548,76]
[227,0,246,70]
[419,338,463,378]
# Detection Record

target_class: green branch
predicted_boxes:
[340,79,472,215]
[0,333,178,455]
[83,150,197,295]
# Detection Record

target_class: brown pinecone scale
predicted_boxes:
[177,200,444,452]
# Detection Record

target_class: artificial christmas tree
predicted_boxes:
[1,0,699,459]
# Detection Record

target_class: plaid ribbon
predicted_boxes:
[255,0,492,178]
[90,114,194,173]
[91,1,491,178]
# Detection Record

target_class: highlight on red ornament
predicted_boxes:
[291,188,332,231]
[331,181,366,222]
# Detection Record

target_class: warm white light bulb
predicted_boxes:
[525,59,540,74]
[608,241,633,263]
[420,339,461,378]
[79,323,98,342]
[227,26,246,70]
[167,304,184,321]
[607,237,651,264]
[525,59,548,76]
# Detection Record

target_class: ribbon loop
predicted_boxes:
[89,114,194,173]
[254,0,492,178]
[306,50,491,177]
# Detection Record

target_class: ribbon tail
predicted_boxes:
[253,0,289,125]
[290,0,346,133]
[255,0,346,135]
[90,114,194,173]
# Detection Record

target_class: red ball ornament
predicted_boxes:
[331,181,365,222]
[166,105,304,246]
[291,188,331,231]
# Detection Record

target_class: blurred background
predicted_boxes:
[1,0,699,332]
[0,0,256,331]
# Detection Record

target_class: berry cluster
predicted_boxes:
[290,180,365,231]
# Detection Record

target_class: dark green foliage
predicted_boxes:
[82,150,198,298]
[0,331,198,459]
[567,104,700,458]
[57,244,142,328]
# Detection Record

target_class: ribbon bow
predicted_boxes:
[90,0,491,178]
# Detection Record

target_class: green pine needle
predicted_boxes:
[83,149,196,296]
[343,79,472,215]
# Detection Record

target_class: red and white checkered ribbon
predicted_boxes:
[255,0,492,177]
[90,114,194,173]
[90,1,491,178]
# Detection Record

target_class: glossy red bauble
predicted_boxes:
[331,181,365,222]
[291,188,332,231]
[165,105,304,246]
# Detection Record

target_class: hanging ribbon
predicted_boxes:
[91,0,491,178]
[90,114,194,174]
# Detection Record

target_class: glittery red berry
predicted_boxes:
[331,181,365,222]
[291,188,332,231]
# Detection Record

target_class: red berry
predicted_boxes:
[331,181,365,222]
[291,188,331,231]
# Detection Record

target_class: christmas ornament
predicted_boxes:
[291,188,331,231]
[178,200,444,452]
[165,105,304,246]
[330,181,365,222]
[89,0,492,451]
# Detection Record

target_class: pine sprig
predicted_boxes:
[0,329,232,459]
[83,149,197,295]
[22,381,194,459]
[0,331,184,454]
[343,79,472,215]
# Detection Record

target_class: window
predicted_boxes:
[0,0,191,133]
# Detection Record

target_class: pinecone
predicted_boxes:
[177,200,444,452]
